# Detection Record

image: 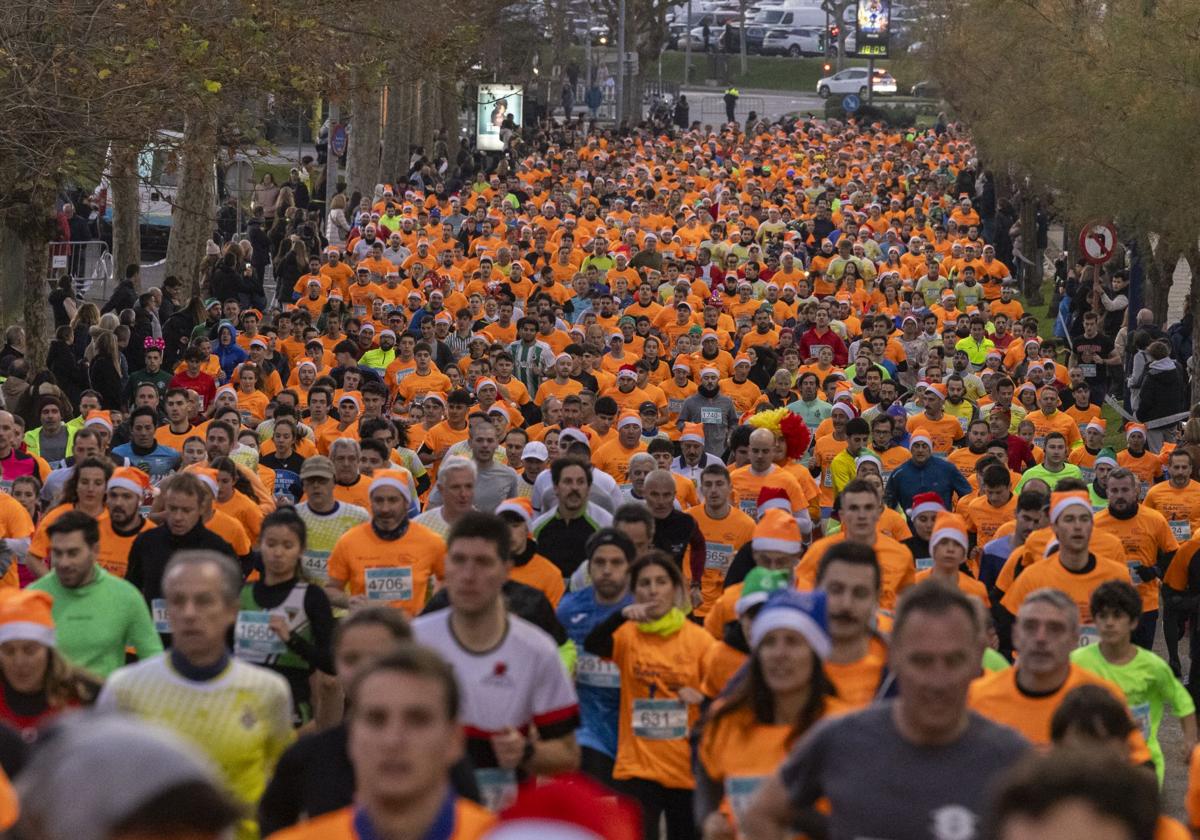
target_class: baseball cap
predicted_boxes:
[299,456,335,481]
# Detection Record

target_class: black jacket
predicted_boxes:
[1138,361,1189,424]
[87,357,123,410]
[126,521,237,604]
[100,280,137,315]
[209,262,242,303]
[46,341,88,407]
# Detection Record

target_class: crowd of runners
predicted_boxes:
[0,113,1196,840]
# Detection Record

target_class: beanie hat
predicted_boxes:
[107,466,150,497]
[1050,490,1092,523]
[680,423,705,444]
[0,589,55,647]
[83,410,113,431]
[193,467,219,497]
[485,773,640,840]
[368,469,413,504]
[1093,447,1118,469]
[930,511,969,551]
[749,589,831,658]
[909,427,933,448]
[736,568,790,617]
[756,486,792,516]
[908,491,945,519]
[751,508,802,554]
[496,498,534,525]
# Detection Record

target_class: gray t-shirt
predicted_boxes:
[427,460,519,514]
[781,701,1029,840]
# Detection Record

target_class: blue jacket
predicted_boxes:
[214,322,247,382]
[884,454,973,512]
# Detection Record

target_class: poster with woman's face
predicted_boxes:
[477,85,524,151]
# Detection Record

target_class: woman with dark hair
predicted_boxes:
[584,551,716,840]
[695,586,842,839]
[25,457,111,578]
[748,345,778,391]
[235,508,334,726]
[48,275,78,328]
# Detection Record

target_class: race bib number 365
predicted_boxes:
[365,566,413,601]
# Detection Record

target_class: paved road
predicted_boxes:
[681,85,828,123]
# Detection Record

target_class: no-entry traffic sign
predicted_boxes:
[1079,220,1117,265]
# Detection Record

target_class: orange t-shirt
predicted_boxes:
[906,412,964,454]
[824,635,890,708]
[969,663,1152,763]
[729,465,807,521]
[1094,505,1179,613]
[999,553,1130,629]
[1144,480,1200,543]
[509,552,566,607]
[97,516,154,578]
[610,619,716,789]
[0,494,34,588]
[687,505,757,616]
[796,532,916,611]
[327,520,446,616]
[266,800,495,840]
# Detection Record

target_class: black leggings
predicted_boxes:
[621,777,697,840]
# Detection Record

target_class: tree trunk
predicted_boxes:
[22,219,51,370]
[1183,244,1200,405]
[347,86,382,197]
[380,80,406,185]
[0,221,26,333]
[1142,233,1179,325]
[1019,193,1043,305]
[164,116,217,298]
[110,143,142,283]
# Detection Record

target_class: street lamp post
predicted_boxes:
[616,0,626,124]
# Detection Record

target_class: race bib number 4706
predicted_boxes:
[365,566,413,601]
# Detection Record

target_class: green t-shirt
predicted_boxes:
[1015,462,1084,493]
[982,647,1011,672]
[1070,643,1195,784]
[30,567,163,677]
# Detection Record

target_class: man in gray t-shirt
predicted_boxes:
[744,579,1029,840]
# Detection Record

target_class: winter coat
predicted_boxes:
[214,323,248,382]
[1137,357,1188,425]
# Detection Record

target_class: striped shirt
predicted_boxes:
[506,339,553,395]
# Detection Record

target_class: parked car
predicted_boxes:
[815,67,897,98]
[761,25,825,56]
[910,79,942,98]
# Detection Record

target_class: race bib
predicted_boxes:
[668,398,683,415]
[576,653,621,688]
[632,698,687,740]
[1171,520,1192,542]
[822,470,833,487]
[301,550,330,584]
[705,542,735,572]
[0,481,11,496]
[810,344,830,358]
[474,767,518,813]
[235,611,286,658]
[739,499,758,519]
[726,776,766,832]
[365,566,413,601]
[151,598,169,634]
[1077,624,1099,647]
[1140,481,1150,500]
[1080,364,1097,378]
[700,406,723,424]
[915,557,933,572]
[1131,702,1151,740]
[1032,436,1046,449]
[1079,467,1095,484]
